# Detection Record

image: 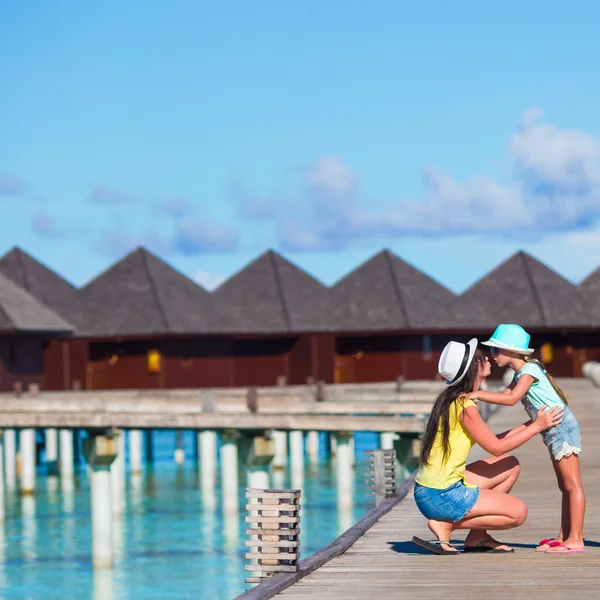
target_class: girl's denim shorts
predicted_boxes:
[413,480,480,523]
[522,400,582,461]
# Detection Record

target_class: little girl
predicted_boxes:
[469,324,586,554]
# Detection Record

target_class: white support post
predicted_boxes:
[0,432,4,522]
[220,431,239,515]
[4,430,16,488]
[306,431,319,463]
[59,429,74,477]
[335,431,353,510]
[380,432,397,450]
[198,430,217,480]
[272,431,288,470]
[174,431,185,465]
[289,430,304,489]
[329,433,337,457]
[242,435,275,491]
[19,429,36,495]
[90,464,113,568]
[110,432,125,518]
[83,433,119,570]
[128,430,142,475]
[45,429,58,474]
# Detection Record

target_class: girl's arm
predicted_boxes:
[460,405,561,456]
[468,374,535,406]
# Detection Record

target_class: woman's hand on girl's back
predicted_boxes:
[534,406,563,432]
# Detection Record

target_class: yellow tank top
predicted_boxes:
[415,397,477,490]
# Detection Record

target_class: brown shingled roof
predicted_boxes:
[0,247,92,333]
[460,251,589,328]
[579,267,600,327]
[213,250,330,333]
[0,272,73,333]
[329,250,467,331]
[80,247,236,337]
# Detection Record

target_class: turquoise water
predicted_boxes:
[1,430,400,600]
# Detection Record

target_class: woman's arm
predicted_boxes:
[496,421,532,439]
[469,374,535,406]
[460,405,561,456]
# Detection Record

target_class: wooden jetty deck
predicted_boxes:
[266,378,600,599]
[0,382,441,431]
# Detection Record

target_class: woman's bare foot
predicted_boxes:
[427,519,457,553]
[465,530,512,551]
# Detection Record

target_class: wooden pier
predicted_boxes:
[0,381,440,432]
[245,378,600,600]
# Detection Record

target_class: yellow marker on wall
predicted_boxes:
[541,343,553,364]
[147,349,161,373]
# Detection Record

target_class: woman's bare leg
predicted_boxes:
[462,455,521,550]
[426,488,527,552]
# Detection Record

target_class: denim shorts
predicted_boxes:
[522,400,582,461]
[413,480,480,523]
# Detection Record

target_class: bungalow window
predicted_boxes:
[423,335,432,361]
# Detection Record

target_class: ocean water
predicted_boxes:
[0,430,404,600]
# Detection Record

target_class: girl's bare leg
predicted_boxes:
[545,454,585,552]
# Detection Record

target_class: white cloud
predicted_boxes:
[193,270,227,290]
[307,156,357,195]
[275,110,600,249]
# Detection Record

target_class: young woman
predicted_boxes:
[413,338,563,555]
[469,324,585,554]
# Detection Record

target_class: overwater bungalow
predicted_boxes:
[0,270,73,391]
[460,251,593,377]
[211,250,334,386]
[328,250,493,383]
[0,245,597,390]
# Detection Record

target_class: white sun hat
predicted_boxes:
[438,338,479,386]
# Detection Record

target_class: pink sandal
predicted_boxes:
[535,538,561,552]
[545,543,584,554]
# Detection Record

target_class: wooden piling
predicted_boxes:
[245,489,301,585]
[365,449,397,505]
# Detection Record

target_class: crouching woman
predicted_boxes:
[412,339,563,554]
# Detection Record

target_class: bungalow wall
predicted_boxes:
[164,339,234,388]
[0,335,45,392]
[286,333,335,385]
[335,335,404,383]
[43,339,88,390]
[231,337,293,387]
[86,338,236,390]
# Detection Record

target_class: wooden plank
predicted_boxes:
[246,490,301,499]
[245,505,301,512]
[0,412,425,432]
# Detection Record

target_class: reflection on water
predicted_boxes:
[0,430,406,599]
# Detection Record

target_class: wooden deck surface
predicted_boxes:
[273,379,600,600]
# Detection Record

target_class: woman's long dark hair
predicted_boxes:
[419,349,484,467]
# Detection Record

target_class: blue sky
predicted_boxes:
[2,1,600,292]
